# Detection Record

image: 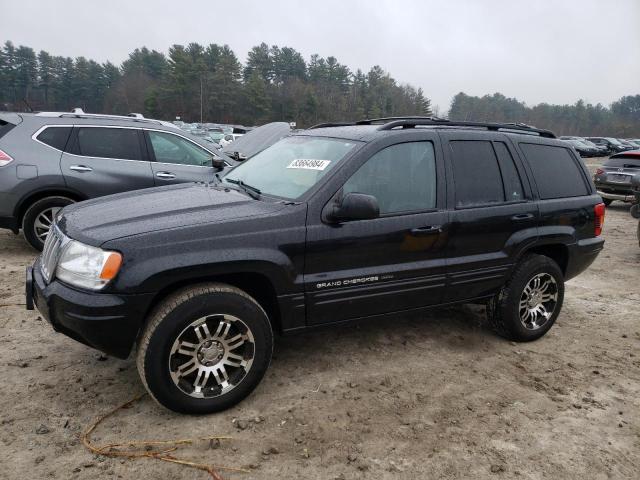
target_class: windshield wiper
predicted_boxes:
[224,178,261,200]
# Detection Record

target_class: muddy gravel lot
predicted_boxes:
[1,157,639,480]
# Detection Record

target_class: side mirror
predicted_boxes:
[211,157,225,170]
[329,192,379,222]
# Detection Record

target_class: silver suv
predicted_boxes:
[0,109,234,250]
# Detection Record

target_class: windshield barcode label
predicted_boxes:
[287,159,331,171]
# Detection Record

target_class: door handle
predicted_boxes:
[511,213,534,221]
[410,225,442,236]
[69,165,93,172]
[156,172,176,179]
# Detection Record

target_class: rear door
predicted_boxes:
[441,131,538,301]
[304,132,449,325]
[60,126,155,197]
[144,129,217,185]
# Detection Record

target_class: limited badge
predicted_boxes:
[287,159,331,171]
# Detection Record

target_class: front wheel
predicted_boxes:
[137,283,273,414]
[487,254,564,342]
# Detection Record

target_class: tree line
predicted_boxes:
[0,40,431,127]
[449,92,640,137]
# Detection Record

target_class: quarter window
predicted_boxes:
[493,142,524,201]
[36,127,72,151]
[148,131,213,166]
[343,141,437,215]
[519,143,589,199]
[450,140,504,207]
[75,127,142,161]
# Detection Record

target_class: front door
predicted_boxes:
[440,131,539,301]
[144,130,217,185]
[304,135,449,326]
[60,126,155,198]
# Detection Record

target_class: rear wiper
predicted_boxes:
[224,178,261,199]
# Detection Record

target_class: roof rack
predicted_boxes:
[308,116,556,138]
[35,108,164,126]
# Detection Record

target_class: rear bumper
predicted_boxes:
[27,259,154,359]
[596,190,635,202]
[0,215,18,233]
[565,237,605,281]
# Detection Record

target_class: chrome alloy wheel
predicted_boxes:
[518,273,558,330]
[169,314,255,398]
[34,207,62,242]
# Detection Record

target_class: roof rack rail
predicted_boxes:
[35,109,164,126]
[376,118,556,138]
[308,116,555,138]
[308,122,355,129]
[355,116,447,125]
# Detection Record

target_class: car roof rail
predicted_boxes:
[35,109,164,126]
[307,116,556,138]
[375,118,556,138]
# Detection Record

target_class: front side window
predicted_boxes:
[224,136,356,199]
[148,131,212,166]
[75,127,142,160]
[343,141,436,215]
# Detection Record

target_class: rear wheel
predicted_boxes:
[137,283,273,414]
[487,254,564,341]
[22,196,75,251]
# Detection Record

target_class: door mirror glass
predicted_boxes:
[330,192,379,222]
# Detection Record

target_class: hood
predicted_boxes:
[59,183,287,245]
[222,122,290,160]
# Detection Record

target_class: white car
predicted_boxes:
[219,133,243,147]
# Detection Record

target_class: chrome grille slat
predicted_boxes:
[40,226,64,283]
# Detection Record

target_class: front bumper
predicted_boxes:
[26,259,154,359]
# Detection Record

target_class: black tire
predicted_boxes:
[603,198,613,207]
[487,254,565,342]
[137,283,273,414]
[630,203,640,219]
[22,196,75,251]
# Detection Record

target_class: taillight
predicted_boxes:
[594,202,605,236]
[595,168,604,175]
[0,149,13,167]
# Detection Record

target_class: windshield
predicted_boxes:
[223,136,357,199]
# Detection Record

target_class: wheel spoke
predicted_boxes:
[541,292,557,303]
[224,352,246,367]
[176,358,198,377]
[193,323,210,342]
[193,368,210,392]
[177,341,197,356]
[214,321,231,339]
[226,334,245,350]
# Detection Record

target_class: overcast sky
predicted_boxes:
[2,0,639,112]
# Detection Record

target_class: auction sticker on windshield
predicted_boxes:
[287,159,331,170]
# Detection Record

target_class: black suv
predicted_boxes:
[26,117,605,414]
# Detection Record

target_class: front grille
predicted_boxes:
[40,226,64,283]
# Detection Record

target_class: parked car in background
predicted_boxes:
[26,117,605,413]
[593,150,640,206]
[586,137,633,155]
[627,139,640,148]
[0,110,236,250]
[222,122,291,161]
[559,136,608,156]
[631,174,640,220]
[618,139,639,150]
[559,138,600,157]
[219,134,237,147]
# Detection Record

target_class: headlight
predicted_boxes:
[55,240,122,290]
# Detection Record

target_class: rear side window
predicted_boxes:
[450,140,504,207]
[36,127,72,151]
[75,127,142,161]
[519,143,589,199]
[0,120,15,140]
[493,142,524,202]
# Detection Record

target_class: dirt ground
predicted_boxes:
[1,157,639,480]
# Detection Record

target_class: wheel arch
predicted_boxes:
[15,188,87,226]
[520,243,569,275]
[141,271,284,336]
